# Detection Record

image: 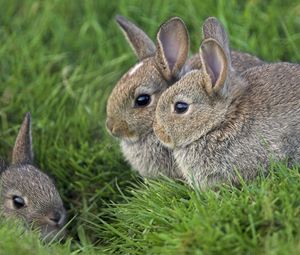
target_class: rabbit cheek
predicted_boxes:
[154,121,173,148]
[31,211,66,241]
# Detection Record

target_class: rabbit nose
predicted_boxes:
[48,210,65,226]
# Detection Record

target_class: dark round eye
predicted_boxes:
[174,102,189,114]
[134,94,151,107]
[12,196,25,209]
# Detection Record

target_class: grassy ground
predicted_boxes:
[0,0,300,254]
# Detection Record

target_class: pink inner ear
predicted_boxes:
[159,30,180,71]
[202,42,223,87]
[208,52,222,85]
[205,64,217,85]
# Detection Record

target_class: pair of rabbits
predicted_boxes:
[106,15,300,188]
[0,113,66,240]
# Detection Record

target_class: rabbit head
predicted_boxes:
[106,15,191,144]
[154,17,246,149]
[0,113,66,241]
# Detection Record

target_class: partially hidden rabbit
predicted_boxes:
[0,113,66,240]
[154,17,300,188]
[106,15,264,178]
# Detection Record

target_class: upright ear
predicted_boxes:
[12,112,33,165]
[116,15,156,60]
[202,17,231,67]
[200,38,229,96]
[155,17,189,81]
[0,158,7,172]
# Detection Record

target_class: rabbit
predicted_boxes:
[153,17,300,189]
[0,113,67,241]
[106,15,264,179]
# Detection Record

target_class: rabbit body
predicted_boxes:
[107,16,264,179]
[112,51,263,179]
[154,17,299,188]
[171,64,300,187]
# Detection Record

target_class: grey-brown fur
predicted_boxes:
[115,15,156,60]
[106,15,264,179]
[154,18,300,188]
[231,51,264,73]
[0,113,66,240]
[121,132,181,178]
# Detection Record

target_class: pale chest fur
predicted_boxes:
[120,132,183,178]
[174,137,263,187]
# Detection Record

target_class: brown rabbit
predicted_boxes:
[0,113,66,240]
[154,17,300,188]
[106,15,264,178]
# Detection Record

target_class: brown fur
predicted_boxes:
[116,15,156,60]
[154,18,300,189]
[0,113,66,241]
[106,16,264,178]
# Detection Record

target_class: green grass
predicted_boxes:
[95,165,300,254]
[0,218,75,255]
[0,0,300,254]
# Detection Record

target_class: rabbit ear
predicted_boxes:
[202,17,231,67]
[116,15,156,60]
[12,112,33,165]
[200,38,229,96]
[155,17,189,81]
[0,158,7,172]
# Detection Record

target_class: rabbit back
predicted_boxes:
[174,63,300,187]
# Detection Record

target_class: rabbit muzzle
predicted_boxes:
[39,223,66,242]
[45,208,66,227]
[153,119,174,148]
[106,118,137,141]
[33,208,67,241]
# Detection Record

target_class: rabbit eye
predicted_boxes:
[134,94,151,107]
[12,195,25,209]
[174,102,189,114]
